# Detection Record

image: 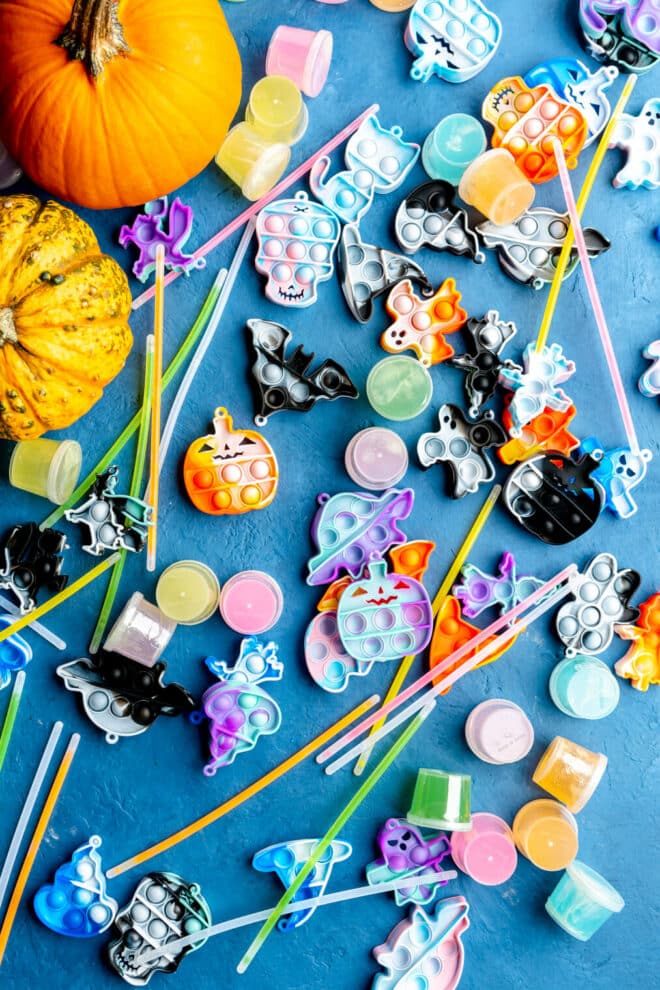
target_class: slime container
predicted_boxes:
[458,149,535,226]
[513,799,578,871]
[245,76,309,146]
[407,768,472,831]
[155,561,220,626]
[464,698,534,765]
[266,26,333,98]
[450,813,518,886]
[549,655,620,720]
[215,123,291,201]
[104,592,177,667]
[344,427,409,490]
[545,861,624,941]
[369,0,416,8]
[366,355,433,421]
[533,736,607,813]
[422,114,487,185]
[219,570,283,635]
[9,439,82,505]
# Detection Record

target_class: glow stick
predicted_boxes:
[0,722,63,912]
[105,694,379,879]
[131,103,380,310]
[0,596,65,651]
[354,484,501,776]
[317,564,577,765]
[535,74,637,353]
[0,553,121,645]
[0,732,80,964]
[552,137,639,454]
[237,703,434,974]
[146,246,165,572]
[0,672,26,776]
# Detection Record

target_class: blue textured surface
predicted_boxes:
[1,1,659,988]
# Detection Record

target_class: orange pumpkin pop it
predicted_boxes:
[381,278,467,367]
[429,595,514,692]
[615,591,660,692]
[498,402,579,465]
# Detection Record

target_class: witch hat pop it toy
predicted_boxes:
[65,466,152,556]
[499,402,579,465]
[499,343,576,435]
[118,196,204,282]
[579,436,652,519]
[615,591,660,691]
[34,835,118,938]
[555,552,640,657]
[0,615,31,689]
[639,340,660,398]
[183,408,278,516]
[190,639,283,775]
[454,551,544,618]
[609,99,660,191]
[394,181,485,263]
[405,0,502,83]
[339,223,433,323]
[0,522,68,615]
[380,278,467,367]
[366,818,451,907]
[417,404,507,498]
[373,896,470,990]
[252,838,352,931]
[246,318,358,425]
[579,0,660,73]
[524,59,618,146]
[448,310,517,417]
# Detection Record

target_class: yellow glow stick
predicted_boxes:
[146,245,165,572]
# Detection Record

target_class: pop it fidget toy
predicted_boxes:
[454,551,544,618]
[417,405,506,498]
[246,318,358,425]
[191,639,283,776]
[57,653,195,744]
[337,557,433,664]
[482,76,588,183]
[639,340,660,397]
[183,408,278,516]
[306,488,414,586]
[118,197,204,282]
[428,596,513,690]
[255,191,340,307]
[448,310,517,417]
[499,343,576,435]
[609,98,660,190]
[0,616,31,689]
[34,836,117,938]
[65,466,152,556]
[477,208,610,290]
[405,0,502,83]
[579,0,660,73]
[380,278,467,367]
[0,522,67,614]
[310,113,420,224]
[499,402,579,465]
[504,452,604,545]
[524,59,618,146]
[394,180,485,263]
[107,872,211,985]
[579,436,652,519]
[373,896,470,990]
[615,591,660,691]
[366,818,451,907]
[253,838,352,930]
[339,223,433,323]
[389,540,435,582]
[556,552,640,657]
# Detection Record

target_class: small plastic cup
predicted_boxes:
[545,861,625,940]
[458,149,535,226]
[156,561,220,626]
[513,799,578,871]
[104,592,177,667]
[549,656,620,720]
[9,439,82,505]
[215,123,291,202]
[0,139,22,189]
[422,114,487,185]
[266,26,333,98]
[450,813,518,886]
[533,736,607,813]
[366,355,433,422]
[407,768,472,832]
[464,698,534,765]
[219,570,283,635]
[344,427,408,490]
[245,76,309,146]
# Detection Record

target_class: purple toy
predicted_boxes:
[454,551,544,618]
[118,196,205,283]
[366,818,452,907]
[579,0,660,53]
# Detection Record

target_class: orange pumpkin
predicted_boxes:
[0,0,242,209]
[0,194,133,440]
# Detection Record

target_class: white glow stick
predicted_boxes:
[0,595,65,651]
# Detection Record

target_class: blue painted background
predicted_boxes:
[1,0,658,987]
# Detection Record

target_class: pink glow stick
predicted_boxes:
[132,103,380,310]
[317,564,577,765]
[551,138,640,454]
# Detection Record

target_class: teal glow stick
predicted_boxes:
[0,672,26,776]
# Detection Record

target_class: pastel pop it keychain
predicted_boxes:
[498,403,579,465]
[0,617,31,689]
[118,197,205,282]
[454,551,544,618]
[579,436,652,519]
[579,0,660,73]
[405,0,502,83]
[34,835,118,937]
[499,343,576,435]
[448,310,517,417]
[615,591,660,691]
[394,180,485,263]
[639,340,660,397]
[524,59,618,146]
[555,552,640,657]
[609,98,660,190]
[417,405,506,498]
[380,278,467,367]
[366,818,451,907]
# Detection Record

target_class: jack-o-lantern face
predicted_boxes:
[183,408,278,516]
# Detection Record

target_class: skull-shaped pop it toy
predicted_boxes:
[499,343,576,435]
[448,310,517,417]
[0,615,31,689]
[615,591,660,691]
[482,76,588,182]
[107,872,211,985]
[455,551,544,618]
[639,340,660,397]
[255,191,340,307]
[609,98,660,190]
[381,278,467,367]
[417,404,506,498]
[579,0,660,73]
[524,59,618,146]
[555,552,640,657]
[34,835,117,938]
[366,818,451,907]
[405,0,502,83]
[498,403,579,465]
[579,436,652,519]
[394,181,485,263]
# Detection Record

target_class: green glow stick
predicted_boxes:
[0,672,26,776]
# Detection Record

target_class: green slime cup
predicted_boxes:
[407,767,472,831]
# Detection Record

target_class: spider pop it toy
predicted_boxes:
[417,405,506,498]
[524,59,618,146]
[65,466,152,556]
[609,98,660,190]
[639,340,660,397]
[0,615,31,689]
[394,181,485,263]
[615,591,660,691]
[118,197,204,282]
[555,553,640,657]
[579,0,660,72]
[0,522,67,614]
[34,835,118,938]
[579,436,652,519]
[380,278,467,367]
[366,818,451,907]
[454,551,543,618]
[405,0,502,83]
[499,343,576,434]
[448,310,517,416]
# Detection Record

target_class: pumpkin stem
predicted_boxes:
[55,0,130,79]
[0,308,18,348]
